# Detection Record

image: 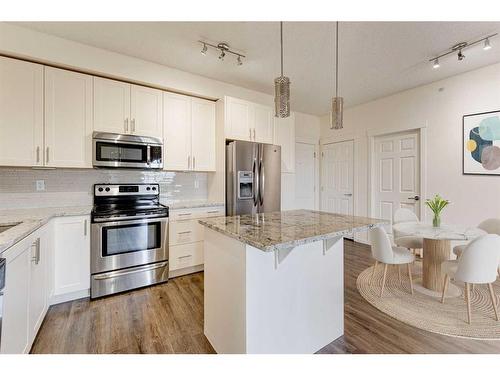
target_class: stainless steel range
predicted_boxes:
[90,183,169,298]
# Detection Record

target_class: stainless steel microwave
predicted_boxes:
[92,132,163,169]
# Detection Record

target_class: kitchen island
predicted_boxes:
[198,209,384,354]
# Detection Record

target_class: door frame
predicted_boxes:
[367,124,427,222]
[320,136,356,216]
[295,136,320,210]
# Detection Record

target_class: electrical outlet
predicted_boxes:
[36,180,46,191]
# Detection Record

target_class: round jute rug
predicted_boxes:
[356,262,500,340]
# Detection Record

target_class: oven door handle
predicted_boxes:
[93,261,168,280]
[93,217,169,227]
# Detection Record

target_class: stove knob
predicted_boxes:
[146,187,151,191]
[152,186,157,191]
[98,187,103,192]
[105,187,110,192]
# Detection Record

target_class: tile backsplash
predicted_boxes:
[0,168,208,209]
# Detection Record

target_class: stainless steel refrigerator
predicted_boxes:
[226,140,281,216]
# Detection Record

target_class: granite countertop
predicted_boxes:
[161,199,225,210]
[0,206,92,254]
[198,209,386,251]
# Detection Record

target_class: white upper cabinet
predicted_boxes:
[94,77,162,138]
[130,85,163,138]
[191,98,216,171]
[0,57,43,167]
[224,96,273,143]
[163,93,215,172]
[163,93,191,170]
[93,77,131,134]
[44,67,93,168]
[274,113,296,173]
[254,104,274,143]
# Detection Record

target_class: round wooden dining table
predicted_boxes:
[392,222,486,297]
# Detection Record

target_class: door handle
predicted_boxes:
[131,118,136,133]
[408,196,420,201]
[124,118,129,133]
[344,193,353,197]
[252,158,258,206]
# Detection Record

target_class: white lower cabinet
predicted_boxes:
[52,216,90,302]
[169,206,224,277]
[0,214,90,354]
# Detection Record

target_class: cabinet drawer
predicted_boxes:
[169,219,203,245]
[204,207,225,218]
[170,210,199,221]
[169,242,203,271]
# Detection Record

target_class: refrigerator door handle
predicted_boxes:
[252,157,258,206]
[259,146,265,206]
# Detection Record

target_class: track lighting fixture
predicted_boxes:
[429,33,496,69]
[198,41,245,66]
[484,37,492,50]
[201,43,207,55]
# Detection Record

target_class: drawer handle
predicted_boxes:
[178,255,192,259]
[207,210,220,214]
[177,231,192,235]
[178,213,192,216]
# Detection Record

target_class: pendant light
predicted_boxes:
[274,21,291,118]
[330,21,343,130]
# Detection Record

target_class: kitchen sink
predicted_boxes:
[0,222,21,234]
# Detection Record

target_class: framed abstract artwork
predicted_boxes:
[463,110,500,175]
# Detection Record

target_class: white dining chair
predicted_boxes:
[441,234,500,324]
[393,208,424,257]
[369,226,416,297]
[453,218,500,257]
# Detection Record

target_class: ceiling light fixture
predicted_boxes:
[274,21,291,118]
[484,37,492,50]
[330,21,343,130]
[429,33,497,68]
[198,40,245,66]
[201,43,207,55]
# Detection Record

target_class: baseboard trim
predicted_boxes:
[169,264,204,278]
[50,289,90,305]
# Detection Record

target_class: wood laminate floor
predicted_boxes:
[31,240,500,354]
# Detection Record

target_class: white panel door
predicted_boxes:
[254,104,274,143]
[163,92,191,171]
[44,67,93,168]
[295,143,316,209]
[274,113,296,173]
[93,77,131,134]
[321,141,354,216]
[53,216,90,297]
[0,57,43,167]
[191,98,216,171]
[130,84,163,138]
[225,97,252,141]
[373,131,420,230]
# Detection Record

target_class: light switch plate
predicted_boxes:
[36,180,46,191]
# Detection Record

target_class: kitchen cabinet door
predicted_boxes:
[93,77,131,134]
[28,229,49,343]
[191,98,216,171]
[254,104,274,143]
[130,84,163,138]
[0,56,43,167]
[1,239,31,354]
[225,97,252,141]
[53,216,90,297]
[163,93,191,171]
[44,67,93,168]
[274,113,296,173]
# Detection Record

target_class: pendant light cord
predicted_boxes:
[335,21,339,97]
[280,21,284,77]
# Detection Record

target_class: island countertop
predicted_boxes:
[198,209,385,251]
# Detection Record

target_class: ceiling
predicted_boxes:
[12,21,500,115]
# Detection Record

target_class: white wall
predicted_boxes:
[320,62,500,237]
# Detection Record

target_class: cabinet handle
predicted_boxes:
[31,238,40,265]
[178,231,192,235]
[131,119,136,133]
[253,128,256,140]
[124,118,129,133]
[249,128,252,139]
[84,219,87,236]
[36,146,40,163]
[178,255,192,259]
[193,156,196,170]
[46,147,50,164]
[178,213,192,216]
[207,210,220,214]
[188,155,191,169]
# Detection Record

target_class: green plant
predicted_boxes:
[425,194,450,227]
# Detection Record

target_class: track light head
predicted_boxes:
[484,38,492,50]
[433,58,440,69]
[219,50,225,61]
[458,50,465,61]
[201,43,207,55]
[237,55,243,66]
